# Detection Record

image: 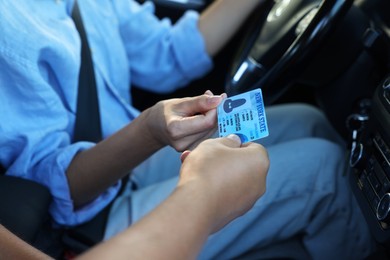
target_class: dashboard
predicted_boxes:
[349,75,390,255]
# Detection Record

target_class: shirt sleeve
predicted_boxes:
[112,0,213,93]
[0,29,120,227]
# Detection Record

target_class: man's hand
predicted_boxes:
[179,135,269,233]
[76,135,269,260]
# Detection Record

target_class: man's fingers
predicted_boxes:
[219,134,242,148]
[180,150,191,163]
[204,90,213,96]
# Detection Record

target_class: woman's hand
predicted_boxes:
[144,90,226,152]
[178,135,269,233]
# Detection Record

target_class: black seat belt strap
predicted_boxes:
[63,1,107,253]
[72,0,102,143]
[64,2,129,253]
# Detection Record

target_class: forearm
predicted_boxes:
[77,182,215,260]
[67,108,163,207]
[199,0,264,56]
[0,225,52,260]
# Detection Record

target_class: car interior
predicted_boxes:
[1,0,390,258]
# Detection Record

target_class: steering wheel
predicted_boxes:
[225,0,354,104]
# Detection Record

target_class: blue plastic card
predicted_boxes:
[217,88,269,143]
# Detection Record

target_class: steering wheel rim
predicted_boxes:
[225,0,354,104]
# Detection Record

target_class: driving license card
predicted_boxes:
[217,88,269,143]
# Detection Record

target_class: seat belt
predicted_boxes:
[65,1,131,254]
[62,1,108,253]
[72,0,102,143]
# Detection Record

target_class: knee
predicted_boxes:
[297,138,345,165]
[289,103,327,124]
[268,138,346,183]
[269,103,332,133]
[288,104,343,144]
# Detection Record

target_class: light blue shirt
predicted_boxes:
[0,0,212,226]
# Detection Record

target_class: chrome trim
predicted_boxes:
[232,57,264,84]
